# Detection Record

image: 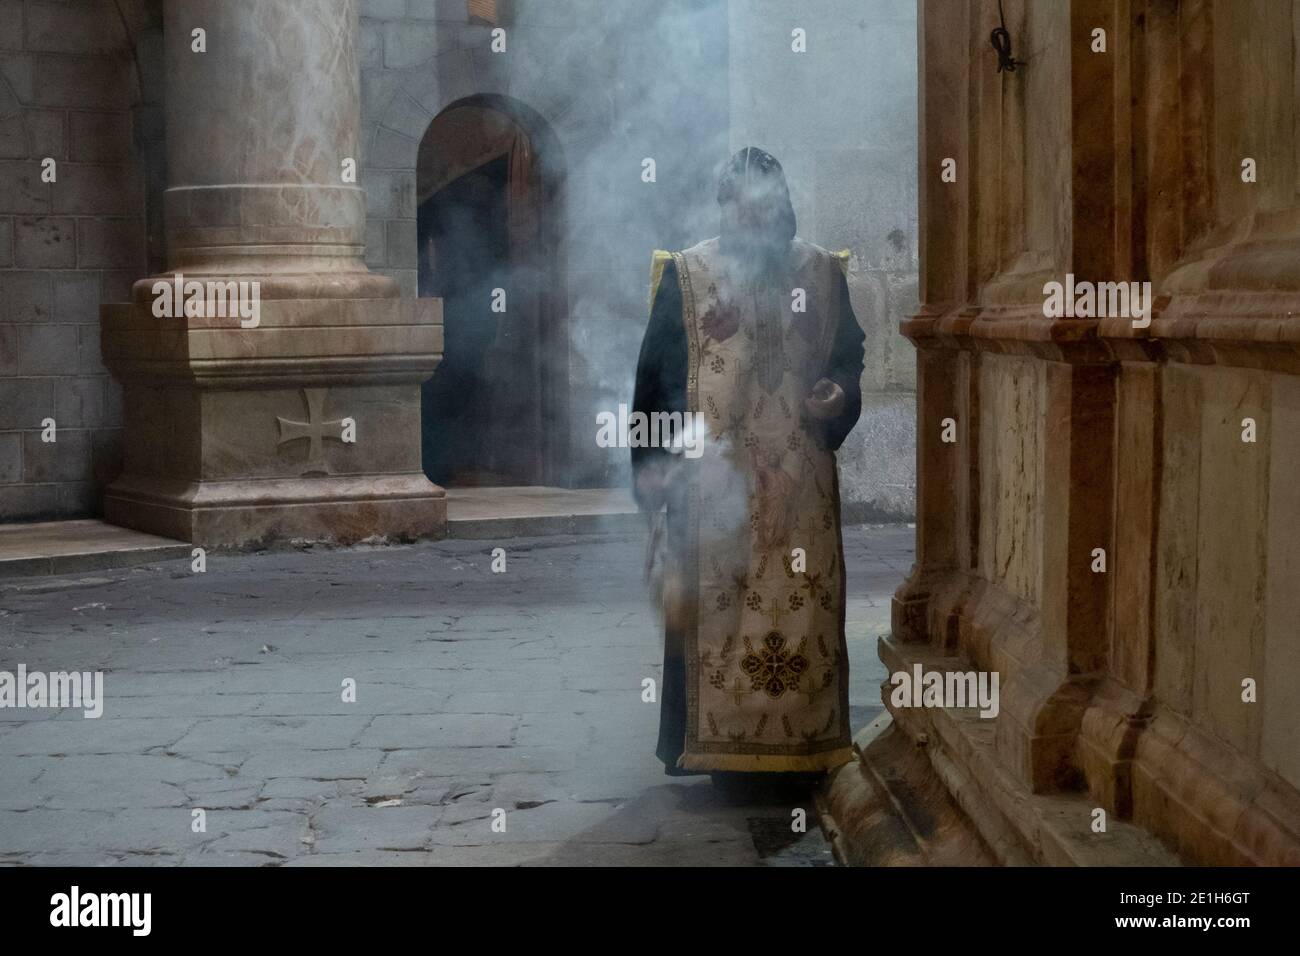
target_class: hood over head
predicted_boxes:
[717,146,797,258]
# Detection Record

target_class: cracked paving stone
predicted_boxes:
[427,799,663,847]
[238,748,383,780]
[358,713,516,749]
[258,777,352,801]
[170,715,373,752]
[0,718,199,755]
[308,805,438,853]
[377,746,578,777]
[0,528,907,866]
[200,819,311,860]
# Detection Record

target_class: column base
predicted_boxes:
[876,636,1183,866]
[101,291,444,549]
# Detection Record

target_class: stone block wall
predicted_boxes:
[0,0,154,521]
[890,0,1300,866]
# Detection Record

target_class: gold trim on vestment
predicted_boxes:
[671,250,704,768]
[649,249,673,314]
[677,747,854,773]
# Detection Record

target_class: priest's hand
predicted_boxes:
[635,468,667,512]
[803,378,845,420]
[634,458,680,512]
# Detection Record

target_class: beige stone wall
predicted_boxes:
[976,354,1041,605]
[0,0,157,521]
[895,0,1300,865]
[1155,364,1299,792]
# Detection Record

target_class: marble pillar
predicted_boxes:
[101,0,445,545]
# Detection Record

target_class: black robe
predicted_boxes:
[632,258,866,773]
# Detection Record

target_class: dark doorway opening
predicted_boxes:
[416,97,567,489]
[419,157,510,486]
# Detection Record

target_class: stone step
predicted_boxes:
[923,703,1182,866]
[0,488,646,578]
[820,713,999,865]
[0,519,191,579]
[444,486,647,539]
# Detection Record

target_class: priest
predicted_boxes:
[632,147,866,778]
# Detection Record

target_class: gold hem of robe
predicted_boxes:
[677,747,854,774]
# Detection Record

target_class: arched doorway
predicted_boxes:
[416,96,567,488]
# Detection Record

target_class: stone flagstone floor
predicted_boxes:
[0,526,911,866]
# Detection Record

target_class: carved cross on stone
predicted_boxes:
[277,388,348,476]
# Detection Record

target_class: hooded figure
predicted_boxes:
[632,147,866,778]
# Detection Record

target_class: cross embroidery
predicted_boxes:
[277,387,348,475]
[730,676,749,707]
[790,516,823,555]
[766,599,784,628]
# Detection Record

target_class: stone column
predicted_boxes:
[101,0,444,545]
[891,0,968,644]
